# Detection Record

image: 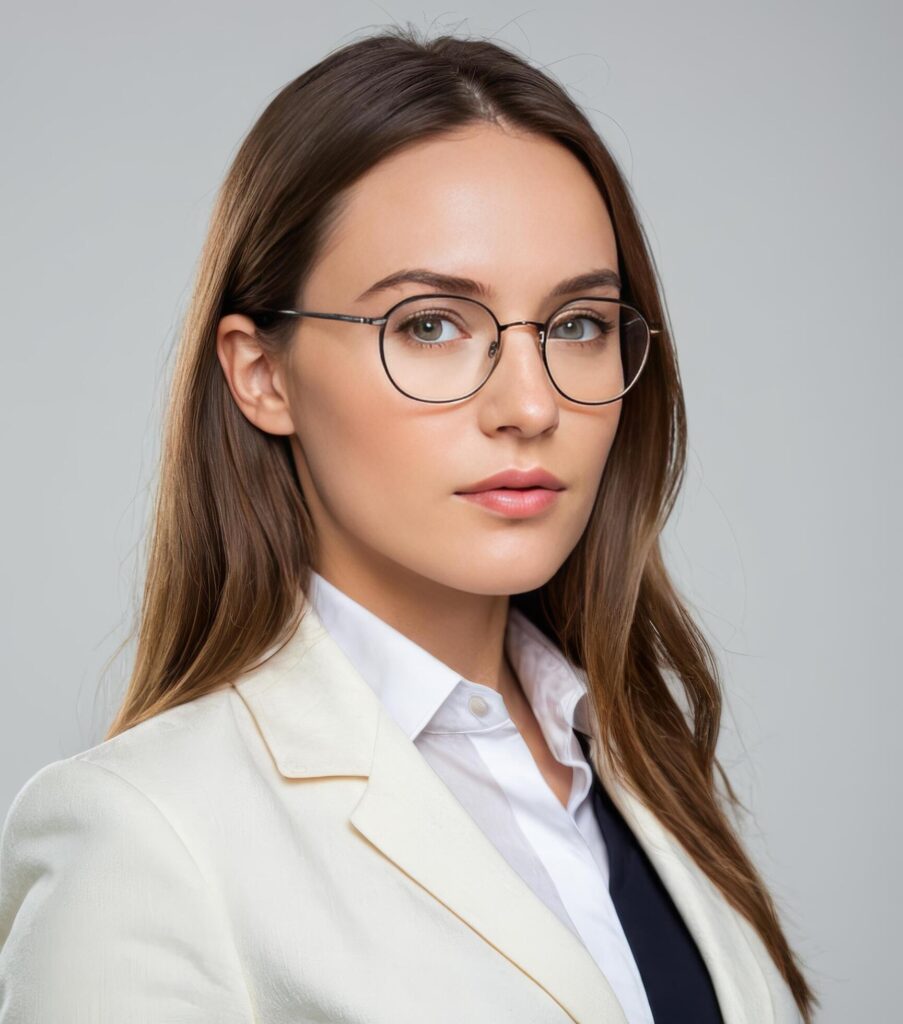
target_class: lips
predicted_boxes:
[455,486,562,517]
[456,467,565,494]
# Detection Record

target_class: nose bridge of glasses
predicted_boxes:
[497,319,547,342]
[489,319,551,392]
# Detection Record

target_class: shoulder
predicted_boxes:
[0,686,249,880]
[1,685,235,866]
[77,684,240,781]
[0,751,194,902]
[0,689,256,1017]
[0,728,201,951]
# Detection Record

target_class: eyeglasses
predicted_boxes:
[250,292,659,405]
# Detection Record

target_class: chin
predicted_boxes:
[427,557,565,599]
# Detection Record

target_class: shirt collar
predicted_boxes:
[307,569,591,741]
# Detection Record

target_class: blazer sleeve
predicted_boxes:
[0,756,255,1023]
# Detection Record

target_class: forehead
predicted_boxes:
[309,123,618,304]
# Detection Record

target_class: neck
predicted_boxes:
[310,559,513,694]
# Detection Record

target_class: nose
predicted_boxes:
[478,320,560,427]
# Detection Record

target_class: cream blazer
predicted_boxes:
[0,602,802,1023]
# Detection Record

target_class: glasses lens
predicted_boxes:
[544,299,650,404]
[383,296,498,401]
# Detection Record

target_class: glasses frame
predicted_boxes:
[250,292,661,405]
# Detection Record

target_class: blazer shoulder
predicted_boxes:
[0,755,186,879]
[12,686,249,818]
[1,686,249,894]
[0,747,254,1019]
[78,684,238,774]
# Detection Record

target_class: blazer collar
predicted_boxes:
[231,599,776,1024]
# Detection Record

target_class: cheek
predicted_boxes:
[291,353,440,531]
[565,404,622,522]
[591,403,622,476]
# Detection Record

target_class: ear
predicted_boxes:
[215,314,296,436]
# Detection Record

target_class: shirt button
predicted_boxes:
[468,694,490,717]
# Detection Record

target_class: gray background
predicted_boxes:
[1,2,899,1019]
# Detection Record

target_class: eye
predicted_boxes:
[394,310,469,347]
[549,312,617,343]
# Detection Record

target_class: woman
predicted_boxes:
[0,26,818,1023]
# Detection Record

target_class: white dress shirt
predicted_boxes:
[307,570,655,1024]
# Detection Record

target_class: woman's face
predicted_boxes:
[235,122,623,599]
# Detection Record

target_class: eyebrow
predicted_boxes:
[354,267,622,303]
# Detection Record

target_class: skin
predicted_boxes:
[216,121,622,808]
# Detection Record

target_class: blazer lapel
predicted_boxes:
[350,697,629,1023]
[232,600,773,1024]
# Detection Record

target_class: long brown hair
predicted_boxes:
[104,25,818,1020]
